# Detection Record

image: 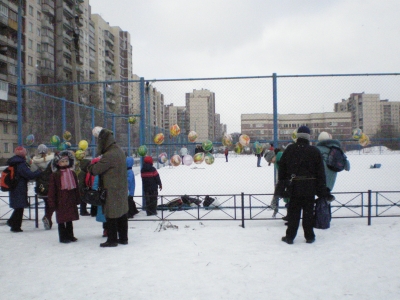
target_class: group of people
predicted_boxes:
[274,125,350,244]
[5,128,158,248]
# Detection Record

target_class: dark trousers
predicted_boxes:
[106,215,128,243]
[128,196,139,217]
[285,196,315,241]
[43,198,55,220]
[9,208,24,230]
[144,190,158,215]
[80,199,88,214]
[225,154,228,162]
[90,205,98,217]
[58,221,74,242]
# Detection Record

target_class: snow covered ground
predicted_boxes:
[1,147,399,299]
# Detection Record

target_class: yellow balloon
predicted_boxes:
[78,140,88,151]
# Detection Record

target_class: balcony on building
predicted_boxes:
[104,30,114,43]
[63,4,74,20]
[75,16,83,27]
[42,2,54,17]
[75,4,83,15]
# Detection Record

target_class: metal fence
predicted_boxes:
[1,190,399,228]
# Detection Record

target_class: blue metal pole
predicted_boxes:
[103,83,107,128]
[272,73,278,147]
[112,114,116,134]
[140,78,145,207]
[62,98,66,134]
[127,118,131,156]
[17,0,22,145]
[91,107,95,157]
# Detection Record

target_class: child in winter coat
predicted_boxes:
[47,151,81,244]
[141,156,162,216]
[85,156,108,237]
[127,157,139,218]
[30,144,55,230]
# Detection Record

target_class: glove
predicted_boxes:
[159,185,162,191]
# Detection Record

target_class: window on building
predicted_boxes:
[28,56,33,66]
[37,43,40,53]
[4,142,9,153]
[29,22,33,32]
[28,39,33,49]
[0,4,8,17]
[4,123,8,134]
[37,11,41,20]
[29,5,33,16]
[13,124,17,134]
[37,27,41,36]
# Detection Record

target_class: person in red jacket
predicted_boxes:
[141,156,162,216]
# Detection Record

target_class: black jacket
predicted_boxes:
[278,138,328,198]
[141,163,162,193]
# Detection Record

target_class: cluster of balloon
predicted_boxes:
[78,140,88,151]
[153,133,165,145]
[170,124,181,137]
[25,134,35,146]
[202,140,213,152]
[234,142,243,154]
[253,141,263,154]
[352,128,370,147]
[204,153,215,165]
[222,133,233,147]
[182,154,193,166]
[92,126,103,138]
[170,154,182,166]
[239,134,250,146]
[137,145,148,157]
[188,131,198,143]
[193,152,205,164]
[63,131,72,141]
[75,149,86,160]
[158,152,168,164]
[128,116,136,124]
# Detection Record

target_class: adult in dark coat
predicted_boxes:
[47,151,81,243]
[7,146,42,232]
[276,126,330,244]
[88,128,128,247]
[141,155,162,216]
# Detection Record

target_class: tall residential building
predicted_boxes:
[185,89,215,143]
[0,0,18,163]
[144,83,164,143]
[164,103,186,136]
[334,93,400,137]
[241,112,352,141]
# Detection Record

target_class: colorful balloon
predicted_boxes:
[63,131,72,141]
[352,128,362,140]
[291,129,298,142]
[158,152,168,164]
[170,154,182,166]
[75,149,86,160]
[202,140,213,152]
[92,126,103,138]
[78,140,88,151]
[204,153,214,165]
[239,134,250,147]
[253,141,263,154]
[234,142,243,154]
[65,142,71,149]
[188,131,198,143]
[25,134,35,146]
[153,133,165,145]
[193,152,205,164]
[57,142,67,151]
[138,145,148,157]
[222,133,233,147]
[170,124,181,137]
[128,117,136,124]
[50,135,60,146]
[182,154,193,166]
[359,133,370,147]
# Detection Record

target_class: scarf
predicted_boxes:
[60,168,76,190]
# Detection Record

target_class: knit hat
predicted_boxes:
[144,155,153,164]
[297,126,311,140]
[37,144,48,155]
[318,131,331,141]
[14,146,27,157]
[52,150,75,169]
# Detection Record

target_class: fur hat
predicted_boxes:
[14,146,27,157]
[144,156,153,164]
[318,131,331,141]
[52,150,75,169]
[37,144,48,155]
[297,126,311,140]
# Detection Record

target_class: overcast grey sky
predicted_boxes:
[90,0,400,133]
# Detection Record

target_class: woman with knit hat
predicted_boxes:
[141,155,162,216]
[6,146,42,232]
[31,144,55,229]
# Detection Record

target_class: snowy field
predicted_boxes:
[1,147,400,299]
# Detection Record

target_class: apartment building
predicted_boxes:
[185,89,215,143]
[334,93,400,137]
[164,103,185,136]
[241,112,352,141]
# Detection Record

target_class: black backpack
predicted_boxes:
[0,165,19,191]
[326,146,347,172]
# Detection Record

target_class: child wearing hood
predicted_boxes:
[141,156,162,216]
[47,151,80,244]
[127,156,139,218]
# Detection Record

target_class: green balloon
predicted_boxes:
[138,145,147,157]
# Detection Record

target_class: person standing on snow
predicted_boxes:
[141,156,162,216]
